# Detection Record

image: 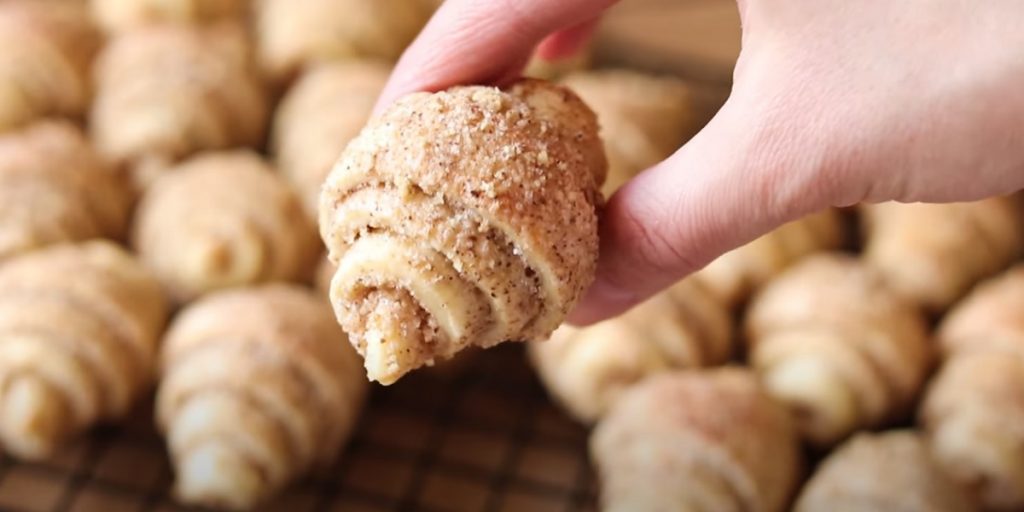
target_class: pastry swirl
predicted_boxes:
[91,23,267,189]
[133,151,319,303]
[0,241,167,459]
[921,265,1024,511]
[0,121,131,261]
[745,254,931,446]
[320,80,605,384]
[591,368,802,512]
[157,285,366,510]
[0,0,100,132]
[530,278,732,423]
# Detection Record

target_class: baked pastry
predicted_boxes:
[0,241,167,459]
[133,151,319,303]
[862,198,1023,313]
[272,60,390,218]
[529,278,732,423]
[795,431,976,512]
[921,265,1024,511]
[157,284,366,510]
[591,368,802,512]
[0,0,101,132]
[0,121,131,261]
[320,80,606,384]
[255,0,434,82]
[745,254,930,446]
[91,23,267,189]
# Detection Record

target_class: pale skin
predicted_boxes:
[376,0,1024,324]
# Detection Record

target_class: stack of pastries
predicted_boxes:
[0,0,1019,510]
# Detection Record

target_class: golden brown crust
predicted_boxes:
[920,265,1024,511]
[0,241,167,460]
[561,69,694,196]
[694,208,846,308]
[0,0,101,132]
[591,368,802,512]
[320,80,605,384]
[272,60,390,218]
[91,0,249,33]
[795,431,976,512]
[255,0,434,82]
[0,121,132,261]
[745,254,931,446]
[157,284,365,510]
[90,23,267,188]
[529,278,732,423]
[133,151,319,303]
[862,198,1024,313]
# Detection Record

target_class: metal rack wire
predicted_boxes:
[0,345,597,512]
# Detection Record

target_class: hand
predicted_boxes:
[379,0,1024,324]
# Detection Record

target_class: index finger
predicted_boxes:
[375,0,619,112]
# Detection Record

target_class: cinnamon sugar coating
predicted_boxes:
[320,80,605,384]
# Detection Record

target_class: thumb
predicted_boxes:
[569,95,831,324]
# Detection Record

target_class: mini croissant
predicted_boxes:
[272,60,390,218]
[591,368,802,512]
[795,431,976,512]
[0,121,132,261]
[320,80,606,384]
[91,0,250,33]
[0,0,101,132]
[0,241,167,459]
[133,151,319,303]
[255,0,434,82]
[529,278,732,423]
[91,23,267,189]
[693,208,845,309]
[862,198,1023,312]
[745,254,931,446]
[157,285,366,510]
[921,265,1024,512]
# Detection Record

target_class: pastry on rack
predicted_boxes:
[320,80,606,384]
[0,241,167,460]
[795,431,976,512]
[91,0,249,33]
[920,265,1024,512]
[862,198,1023,313]
[529,278,732,423]
[693,209,845,309]
[0,0,101,132]
[0,121,132,261]
[157,285,366,510]
[90,23,267,190]
[133,151,319,303]
[560,69,694,195]
[272,60,390,218]
[255,0,434,82]
[525,45,592,81]
[591,368,802,512]
[745,254,930,446]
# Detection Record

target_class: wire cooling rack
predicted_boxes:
[0,345,597,512]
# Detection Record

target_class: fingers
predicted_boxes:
[568,96,831,324]
[375,0,618,113]
[534,18,600,61]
